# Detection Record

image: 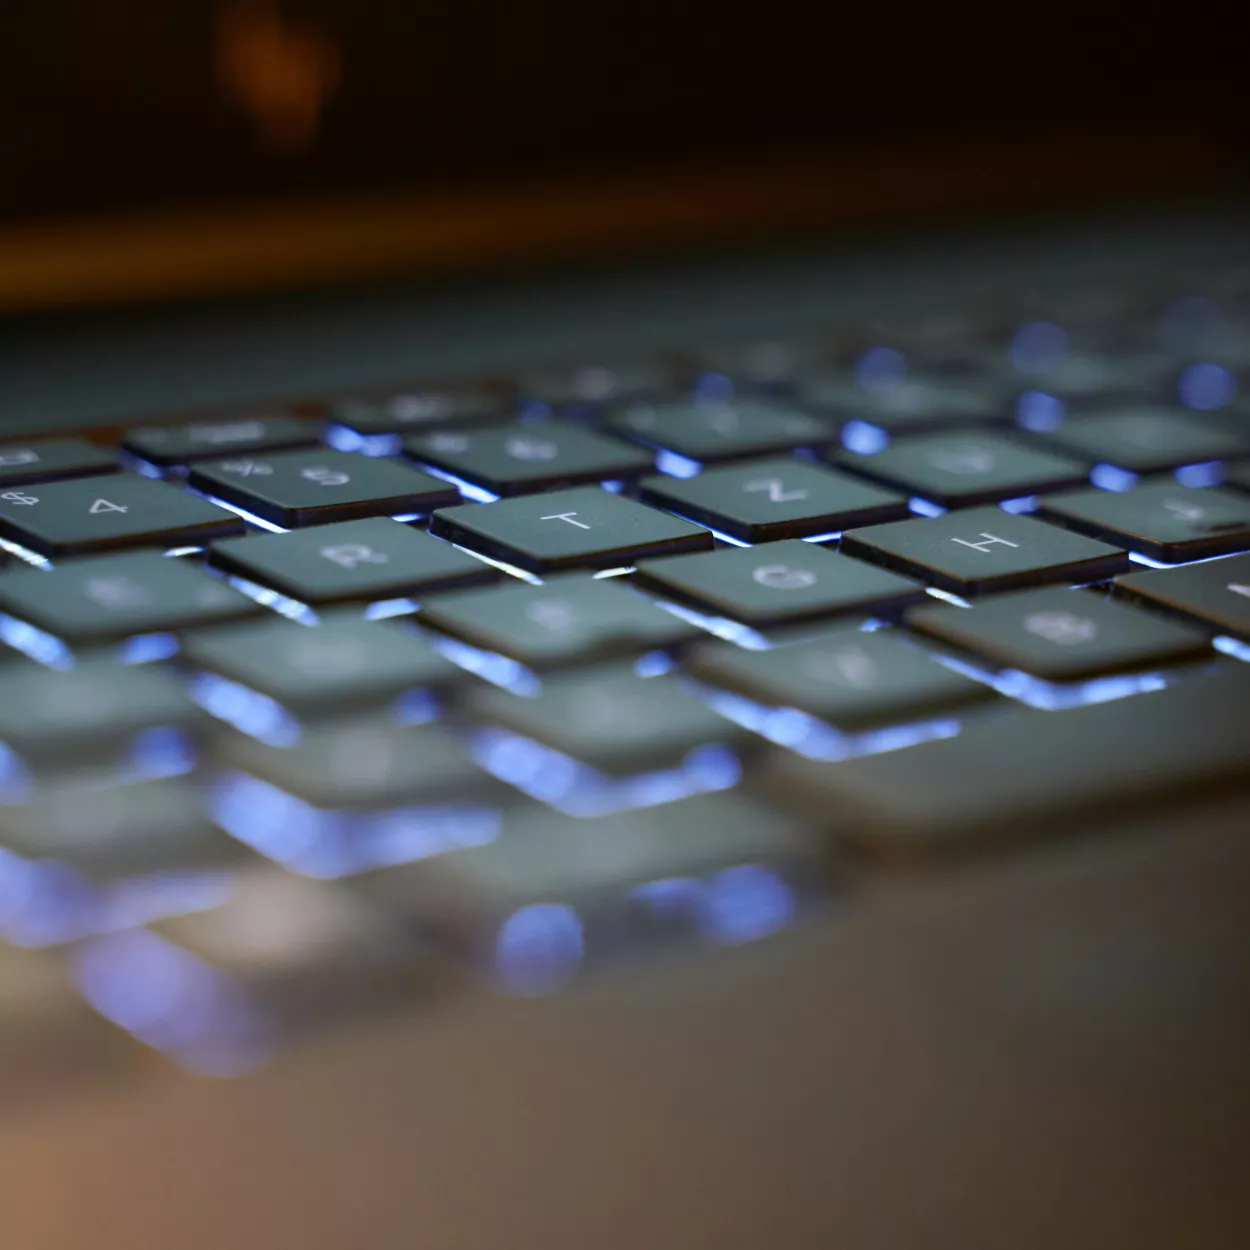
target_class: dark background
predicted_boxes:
[2,0,1246,223]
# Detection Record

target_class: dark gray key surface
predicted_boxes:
[183,616,460,716]
[0,439,118,487]
[1226,461,1250,492]
[759,665,1250,852]
[840,508,1129,595]
[210,518,498,605]
[331,389,507,436]
[0,551,260,644]
[355,793,821,984]
[517,360,670,413]
[797,376,1006,432]
[463,669,745,774]
[836,432,1088,507]
[0,660,200,767]
[1115,553,1250,640]
[1034,408,1248,471]
[637,458,909,541]
[416,577,701,669]
[633,540,925,626]
[906,586,1212,679]
[122,413,320,466]
[1040,481,1250,561]
[405,423,652,496]
[0,475,245,557]
[604,400,832,462]
[429,487,712,573]
[189,449,459,528]
[687,627,996,728]
[0,777,238,880]
[214,720,506,809]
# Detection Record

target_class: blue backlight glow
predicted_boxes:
[0,613,73,669]
[1089,463,1139,492]
[1174,461,1224,488]
[493,903,584,996]
[654,449,703,479]
[189,671,302,746]
[128,727,198,780]
[225,575,319,624]
[117,632,180,665]
[697,865,797,945]
[854,346,907,391]
[0,536,53,569]
[427,634,542,694]
[325,424,403,456]
[928,651,1170,710]
[1010,320,1069,373]
[1213,635,1250,663]
[999,495,1040,514]
[1015,391,1066,431]
[1177,362,1237,411]
[195,492,288,533]
[839,420,890,455]
[413,464,498,503]
[908,497,947,517]
[648,597,773,649]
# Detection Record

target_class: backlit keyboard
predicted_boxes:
[3,270,1250,1094]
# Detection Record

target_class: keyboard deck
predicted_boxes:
[3,265,1250,1089]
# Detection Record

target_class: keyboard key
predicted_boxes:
[637,458,909,541]
[188,449,459,528]
[405,423,652,496]
[463,669,745,774]
[0,659,200,773]
[183,615,459,719]
[122,412,320,467]
[417,577,702,669]
[1034,409,1248,472]
[840,509,1128,595]
[0,777,239,880]
[604,400,833,462]
[0,438,118,487]
[429,487,712,574]
[213,720,506,810]
[355,794,820,990]
[686,627,995,728]
[836,432,1088,507]
[1005,352,1170,404]
[797,377,1006,433]
[74,869,433,1070]
[517,361,671,413]
[906,586,1211,680]
[1114,553,1250,640]
[210,517,497,605]
[1224,461,1250,492]
[330,388,506,437]
[0,551,260,646]
[758,666,1250,854]
[0,475,244,557]
[1039,482,1250,562]
[633,540,925,626]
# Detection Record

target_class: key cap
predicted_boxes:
[517,361,671,414]
[840,508,1128,595]
[633,540,925,626]
[1005,351,1171,404]
[906,586,1211,680]
[73,869,434,1072]
[213,719,507,811]
[183,615,459,720]
[686,627,995,728]
[209,517,498,605]
[797,376,1006,433]
[1223,461,1250,492]
[0,777,240,880]
[1039,482,1250,562]
[355,793,821,991]
[0,945,137,1103]
[416,576,702,669]
[0,438,118,487]
[0,659,200,774]
[0,551,259,646]
[1034,408,1248,472]
[757,666,1250,855]
[122,412,320,467]
[0,475,245,557]
[637,458,909,542]
[429,487,712,574]
[603,400,833,463]
[463,669,745,775]
[405,423,652,496]
[835,432,1089,507]
[330,388,506,437]
[188,449,459,528]
[1114,552,1250,640]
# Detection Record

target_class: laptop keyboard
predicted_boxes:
[3,269,1250,1089]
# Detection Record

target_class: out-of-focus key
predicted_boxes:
[797,376,1006,434]
[1115,552,1250,640]
[1040,482,1250,562]
[355,793,823,993]
[1034,408,1248,472]
[0,438,118,487]
[329,388,506,438]
[757,666,1250,856]
[72,869,437,1073]
[686,627,995,729]
[122,412,320,467]
[906,586,1211,680]
[417,577,702,670]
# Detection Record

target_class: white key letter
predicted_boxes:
[951,532,1021,554]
